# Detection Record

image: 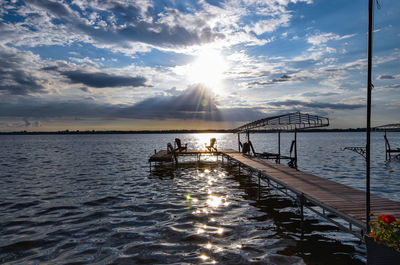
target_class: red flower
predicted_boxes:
[380,214,397,224]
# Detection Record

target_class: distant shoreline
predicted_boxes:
[1,128,397,135]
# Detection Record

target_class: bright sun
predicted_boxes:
[187,48,227,93]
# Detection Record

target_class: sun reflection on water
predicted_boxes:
[188,168,233,263]
[191,133,220,151]
[199,254,209,261]
[207,195,222,208]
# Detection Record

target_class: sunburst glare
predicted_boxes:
[187,48,228,94]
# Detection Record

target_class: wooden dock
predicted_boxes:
[149,149,400,239]
[148,149,238,163]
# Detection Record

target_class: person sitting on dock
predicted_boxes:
[205,138,217,152]
[174,138,187,152]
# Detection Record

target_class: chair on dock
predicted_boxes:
[248,140,297,168]
[287,140,296,168]
[174,138,187,152]
[167,143,174,154]
[249,141,280,161]
[205,138,217,152]
[384,135,400,160]
[241,142,251,155]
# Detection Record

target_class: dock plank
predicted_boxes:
[223,152,400,229]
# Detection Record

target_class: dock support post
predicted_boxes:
[297,194,305,221]
[385,130,388,160]
[294,129,298,169]
[278,131,281,164]
[258,172,261,199]
[238,133,241,152]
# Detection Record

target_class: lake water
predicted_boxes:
[1,132,399,264]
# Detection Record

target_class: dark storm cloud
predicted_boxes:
[378,75,395,80]
[26,0,224,48]
[0,100,117,118]
[59,70,147,88]
[112,85,265,121]
[269,100,364,110]
[247,75,306,87]
[26,0,72,17]
[43,66,148,88]
[118,85,220,120]
[0,85,265,122]
[0,48,46,95]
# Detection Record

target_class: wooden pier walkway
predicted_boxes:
[149,149,400,239]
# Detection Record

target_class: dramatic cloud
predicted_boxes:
[0,85,265,122]
[378,75,397,80]
[247,74,293,87]
[24,0,225,49]
[0,0,399,130]
[0,99,117,119]
[44,67,148,88]
[0,46,46,95]
[118,85,264,121]
[247,74,312,88]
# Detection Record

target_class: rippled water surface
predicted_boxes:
[1,132,399,264]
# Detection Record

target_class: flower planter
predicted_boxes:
[365,236,400,265]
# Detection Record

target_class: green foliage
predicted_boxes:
[369,214,400,250]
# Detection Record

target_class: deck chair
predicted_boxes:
[206,138,217,152]
[249,141,280,162]
[174,138,187,152]
[384,135,400,160]
[167,143,174,154]
[242,142,251,155]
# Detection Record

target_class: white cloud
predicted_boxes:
[246,13,292,35]
[307,32,356,45]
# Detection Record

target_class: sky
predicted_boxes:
[0,0,399,131]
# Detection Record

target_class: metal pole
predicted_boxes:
[366,0,373,234]
[258,172,261,200]
[294,130,297,169]
[385,130,388,160]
